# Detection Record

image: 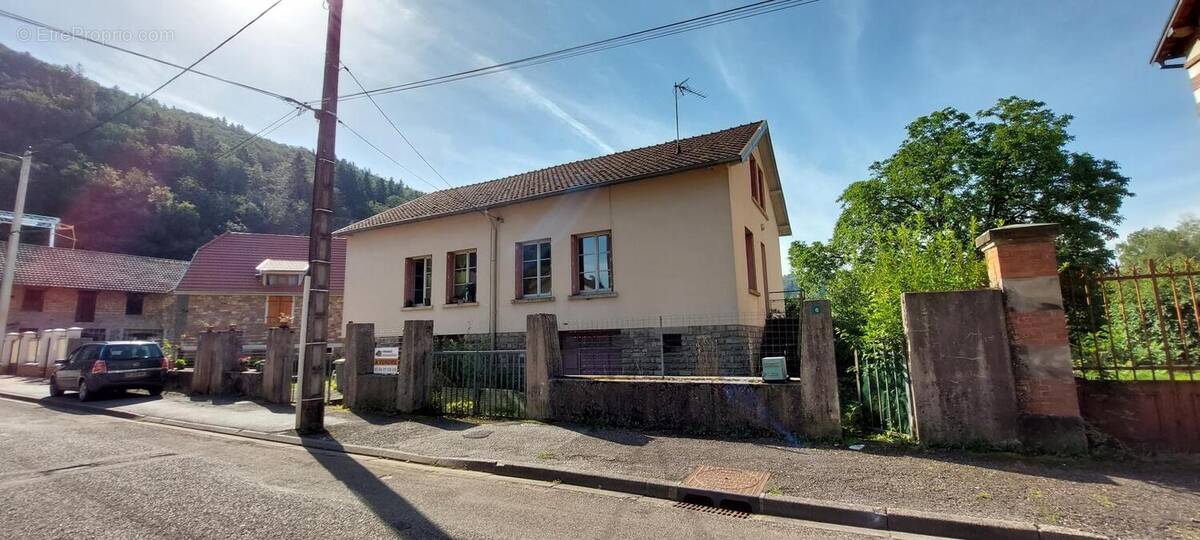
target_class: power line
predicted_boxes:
[0,8,307,109]
[340,62,453,190]
[333,117,437,192]
[214,105,307,162]
[309,0,821,105]
[30,0,287,153]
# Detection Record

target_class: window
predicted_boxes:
[21,289,44,312]
[518,240,552,298]
[264,273,301,287]
[266,296,294,325]
[574,232,612,294]
[447,250,477,303]
[405,256,433,307]
[125,293,145,315]
[745,229,758,294]
[761,242,770,310]
[76,290,98,322]
[663,333,683,354]
[750,155,766,210]
[80,329,107,342]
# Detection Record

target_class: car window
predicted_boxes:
[102,344,163,360]
[71,345,97,365]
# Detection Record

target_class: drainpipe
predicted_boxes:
[484,210,502,350]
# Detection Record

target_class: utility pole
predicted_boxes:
[0,149,32,361]
[297,0,342,433]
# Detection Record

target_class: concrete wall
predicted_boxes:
[6,285,174,340]
[1077,379,1200,453]
[343,165,786,337]
[548,376,804,436]
[901,290,1020,447]
[178,293,343,341]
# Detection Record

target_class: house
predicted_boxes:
[173,232,346,343]
[0,242,189,374]
[337,121,791,375]
[1152,0,1200,113]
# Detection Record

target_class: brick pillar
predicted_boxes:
[799,300,841,439]
[975,223,1087,453]
[525,313,561,421]
[342,322,375,409]
[262,326,295,404]
[396,320,432,413]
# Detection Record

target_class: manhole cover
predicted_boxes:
[682,466,770,496]
[462,429,493,439]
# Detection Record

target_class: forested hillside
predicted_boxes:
[0,44,421,259]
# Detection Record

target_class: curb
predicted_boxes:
[0,391,1107,540]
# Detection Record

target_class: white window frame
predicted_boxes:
[519,239,552,298]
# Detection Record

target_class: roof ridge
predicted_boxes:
[0,241,189,265]
[411,120,765,200]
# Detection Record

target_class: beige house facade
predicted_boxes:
[339,122,791,375]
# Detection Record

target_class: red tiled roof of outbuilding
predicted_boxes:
[0,242,188,294]
[175,232,346,294]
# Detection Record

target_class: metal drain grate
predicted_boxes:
[673,501,751,519]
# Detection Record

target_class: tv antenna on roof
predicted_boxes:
[673,78,706,154]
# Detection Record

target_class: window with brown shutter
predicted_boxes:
[761,242,769,310]
[447,250,477,303]
[75,290,98,322]
[266,296,294,325]
[405,255,432,307]
[573,231,612,294]
[517,239,551,298]
[745,229,758,294]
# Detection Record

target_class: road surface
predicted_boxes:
[0,398,924,539]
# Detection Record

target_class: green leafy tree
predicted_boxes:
[1116,215,1200,270]
[831,97,1131,271]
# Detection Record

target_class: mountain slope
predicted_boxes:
[0,44,421,259]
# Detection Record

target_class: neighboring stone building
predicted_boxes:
[173,232,346,344]
[337,121,792,375]
[1152,0,1200,113]
[0,242,189,373]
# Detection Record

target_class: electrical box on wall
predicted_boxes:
[761,356,787,382]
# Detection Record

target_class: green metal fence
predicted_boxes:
[853,349,914,436]
[428,350,526,418]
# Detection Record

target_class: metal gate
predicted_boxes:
[853,347,914,436]
[428,350,526,418]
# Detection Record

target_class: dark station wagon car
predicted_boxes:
[50,341,169,401]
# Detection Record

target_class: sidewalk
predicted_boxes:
[2,375,1196,539]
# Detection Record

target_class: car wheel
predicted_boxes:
[49,376,63,397]
[146,386,163,397]
[78,380,93,402]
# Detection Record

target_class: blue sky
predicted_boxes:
[1,0,1197,270]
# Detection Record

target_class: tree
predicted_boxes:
[831,97,1131,271]
[1116,215,1200,270]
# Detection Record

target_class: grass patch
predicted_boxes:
[975,491,992,501]
[766,487,785,496]
[536,451,557,460]
[1090,493,1116,509]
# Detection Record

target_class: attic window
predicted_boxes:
[264,273,302,287]
[256,259,307,287]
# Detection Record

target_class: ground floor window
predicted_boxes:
[125,293,145,315]
[21,289,44,312]
[80,328,107,341]
[518,239,551,298]
[448,250,477,303]
[405,255,433,307]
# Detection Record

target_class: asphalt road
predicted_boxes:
[0,398,928,540]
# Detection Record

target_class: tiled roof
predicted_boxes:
[0,242,188,294]
[175,232,346,294]
[337,121,766,234]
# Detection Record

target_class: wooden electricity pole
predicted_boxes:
[297,0,343,433]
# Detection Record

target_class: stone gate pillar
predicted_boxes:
[396,320,432,413]
[263,326,295,404]
[975,223,1087,453]
[525,313,561,421]
[342,322,375,409]
[799,300,841,439]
